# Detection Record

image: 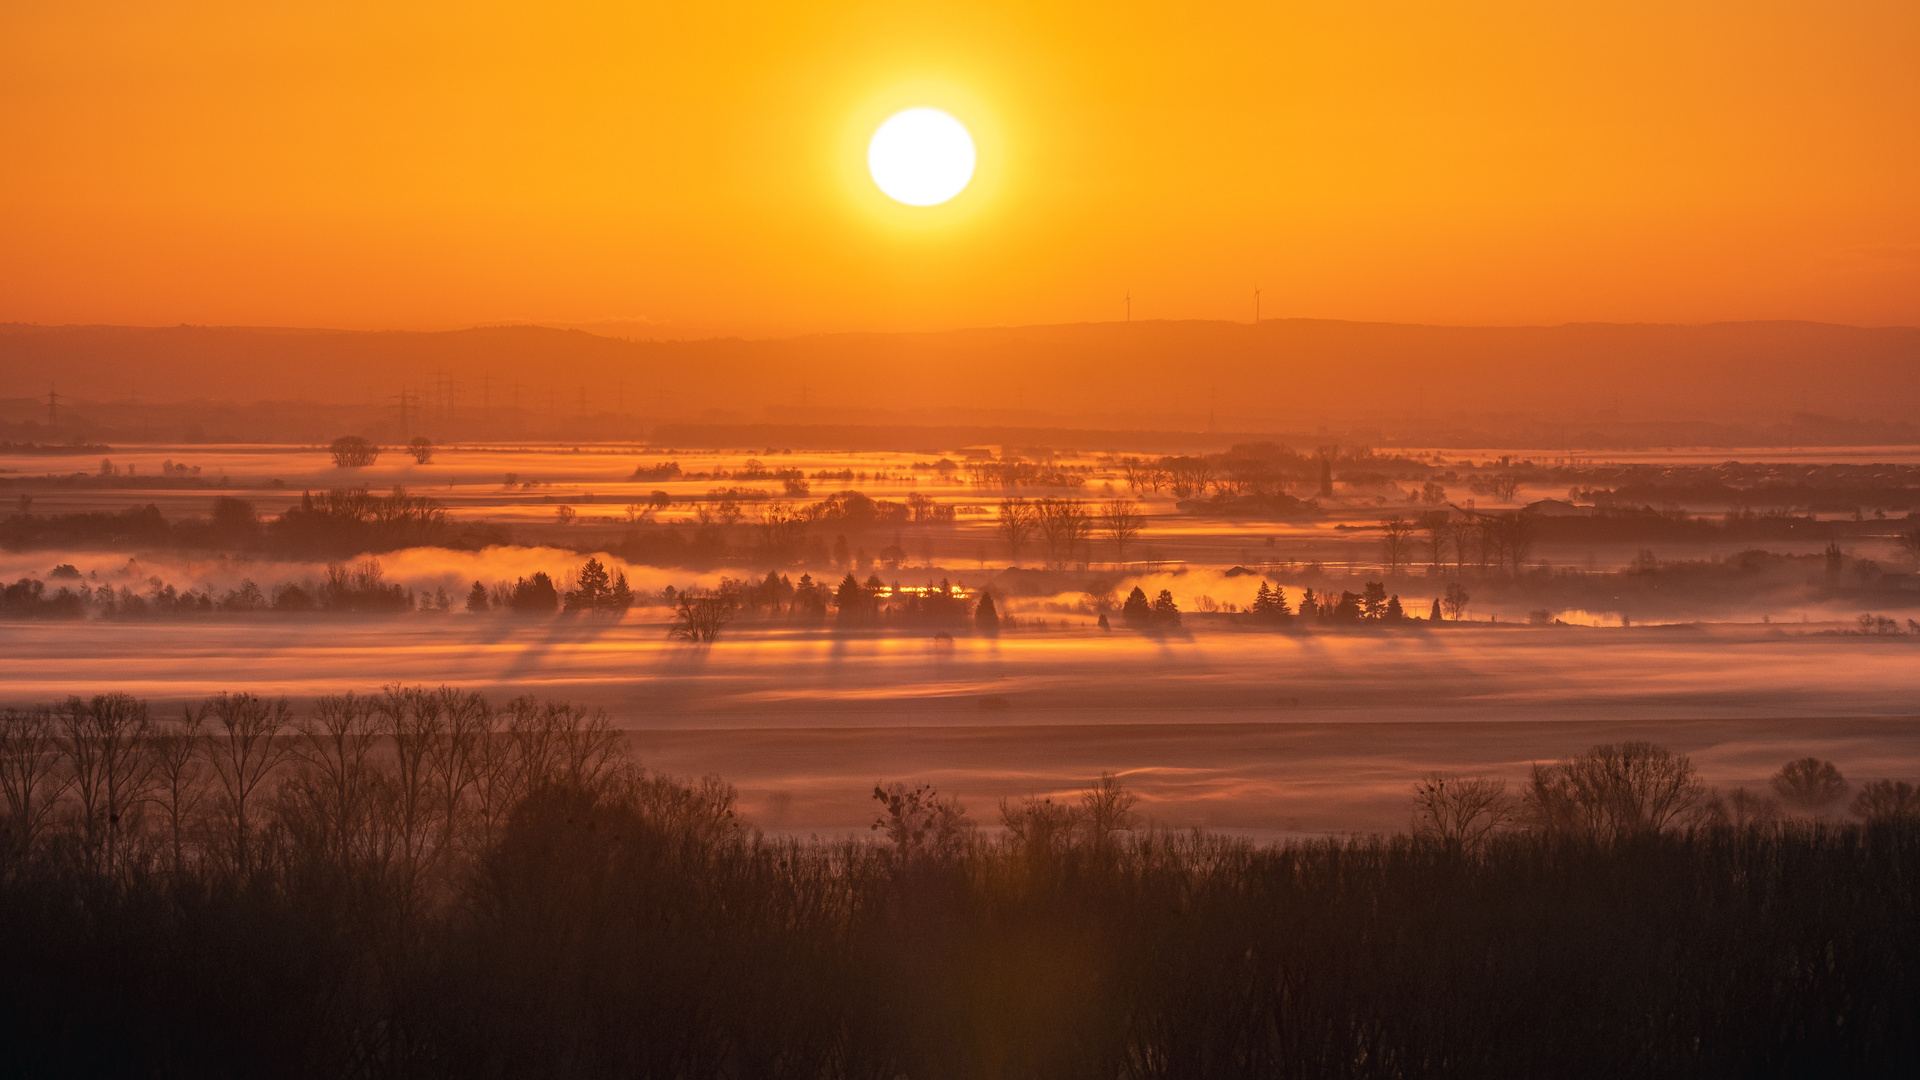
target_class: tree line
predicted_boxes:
[1,487,474,559]
[1,692,1914,1076]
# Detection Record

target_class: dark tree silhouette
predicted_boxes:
[668,591,735,642]
[1772,757,1848,814]
[1151,589,1180,626]
[1121,586,1152,628]
[508,573,559,613]
[1102,498,1144,561]
[1412,774,1513,850]
[974,590,1000,635]
[1420,511,1449,572]
[1361,581,1388,619]
[564,558,613,613]
[328,436,378,468]
[1524,742,1706,840]
[1852,780,1919,822]
[1250,581,1291,619]
[834,573,873,626]
[465,581,489,613]
[1380,516,1415,576]
[1898,526,1920,568]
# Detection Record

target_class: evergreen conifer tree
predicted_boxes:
[975,590,1000,635]
[1151,589,1181,626]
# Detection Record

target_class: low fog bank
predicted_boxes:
[5,618,1917,833]
[634,716,1920,837]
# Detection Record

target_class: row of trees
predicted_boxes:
[0,687,657,881]
[2,557,442,619]
[1118,444,1420,500]
[1380,511,1539,576]
[663,574,998,641]
[0,488,469,559]
[3,703,1916,1075]
[995,497,1145,566]
[327,435,436,467]
[1413,745,1920,850]
[463,558,635,616]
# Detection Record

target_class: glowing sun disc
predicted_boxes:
[867,108,976,206]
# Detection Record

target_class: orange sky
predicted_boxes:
[3,1,1917,335]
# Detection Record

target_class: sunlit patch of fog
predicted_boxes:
[0,545,718,602]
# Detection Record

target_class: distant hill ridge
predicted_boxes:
[2,318,1916,427]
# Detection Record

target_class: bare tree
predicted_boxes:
[1163,456,1216,499]
[560,703,625,791]
[1034,498,1093,568]
[1851,780,1919,822]
[1770,757,1848,815]
[1000,794,1080,859]
[0,706,69,856]
[147,708,211,872]
[329,435,379,468]
[201,692,295,872]
[1441,582,1470,621]
[872,781,972,862]
[427,687,490,858]
[1523,742,1706,841]
[996,497,1035,565]
[1380,516,1415,577]
[669,590,736,642]
[1102,498,1145,562]
[59,693,156,863]
[58,698,108,848]
[1725,787,1779,828]
[1411,774,1513,849]
[407,436,434,464]
[1895,526,1920,569]
[1419,511,1449,574]
[289,691,388,871]
[1080,771,1138,847]
[1483,512,1538,574]
[376,685,444,889]
[1448,519,1472,575]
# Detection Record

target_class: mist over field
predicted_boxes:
[6,439,1918,838]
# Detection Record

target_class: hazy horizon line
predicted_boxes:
[6,313,1919,344]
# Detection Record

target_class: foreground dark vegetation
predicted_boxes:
[3,689,1918,1078]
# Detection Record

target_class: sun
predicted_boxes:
[867,108,976,207]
